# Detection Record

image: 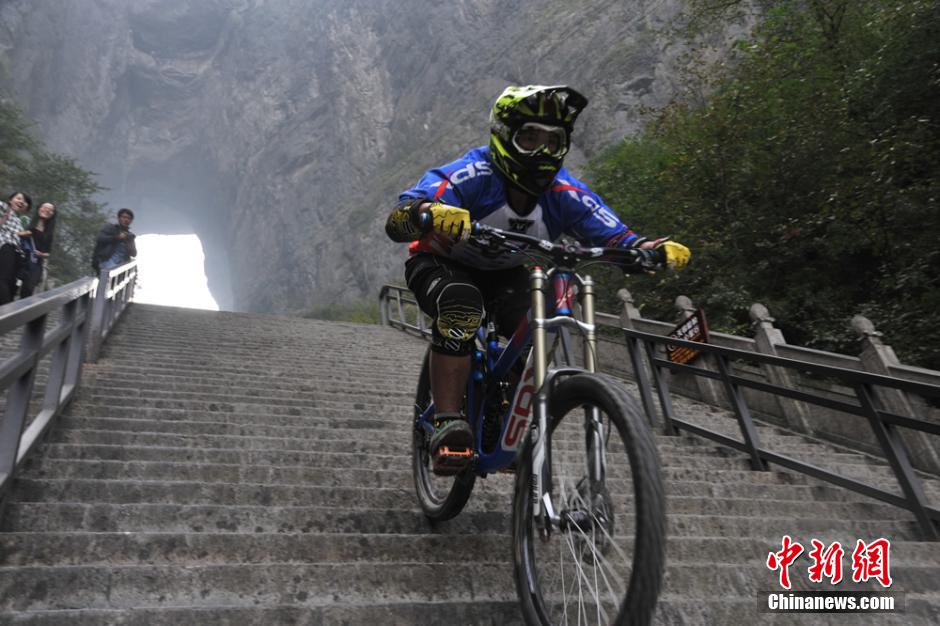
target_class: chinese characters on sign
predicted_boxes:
[666,308,709,365]
[767,537,892,590]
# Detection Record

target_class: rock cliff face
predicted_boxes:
[0,0,690,312]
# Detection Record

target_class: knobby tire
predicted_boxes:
[512,373,666,625]
[411,347,475,521]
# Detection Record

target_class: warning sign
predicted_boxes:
[666,309,709,364]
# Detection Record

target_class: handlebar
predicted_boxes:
[469,222,662,272]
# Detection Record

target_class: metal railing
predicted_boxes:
[378,284,432,338]
[379,283,940,540]
[86,260,138,362]
[0,263,138,499]
[0,279,95,497]
[620,328,940,541]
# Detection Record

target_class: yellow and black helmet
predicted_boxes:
[489,85,588,196]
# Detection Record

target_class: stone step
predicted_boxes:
[57,413,410,432]
[0,502,510,535]
[39,428,916,485]
[20,452,764,478]
[62,405,409,422]
[0,562,516,612]
[27,441,862,487]
[8,477,919,530]
[83,381,409,401]
[1,561,934,613]
[6,596,935,626]
[69,396,410,417]
[4,531,939,569]
[0,532,509,567]
[47,411,843,448]
[3,499,923,540]
[16,457,913,515]
[0,601,525,626]
[87,362,414,386]
[17,458,914,511]
[89,354,424,376]
[46,420,887,474]
[29,446,877,500]
[88,369,408,388]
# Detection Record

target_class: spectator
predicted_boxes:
[93,208,137,273]
[0,191,32,304]
[18,202,56,298]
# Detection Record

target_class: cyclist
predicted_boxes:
[386,85,690,474]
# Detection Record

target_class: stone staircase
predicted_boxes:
[1,303,939,624]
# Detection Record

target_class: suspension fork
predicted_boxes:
[581,276,606,484]
[529,268,552,530]
[529,269,599,532]
[529,271,606,533]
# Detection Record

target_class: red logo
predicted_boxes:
[808,539,845,585]
[767,535,804,590]
[851,538,892,588]
[767,536,892,589]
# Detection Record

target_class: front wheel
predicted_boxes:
[512,373,665,625]
[412,347,476,521]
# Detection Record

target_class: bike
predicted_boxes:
[411,223,666,625]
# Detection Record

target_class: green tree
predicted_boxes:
[589,0,940,368]
[0,99,109,285]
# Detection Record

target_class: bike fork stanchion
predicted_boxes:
[580,275,596,373]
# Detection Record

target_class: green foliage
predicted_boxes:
[0,99,110,284]
[304,299,381,325]
[589,0,940,368]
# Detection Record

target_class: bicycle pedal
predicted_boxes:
[432,446,473,475]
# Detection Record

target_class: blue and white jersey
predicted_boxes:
[400,146,642,269]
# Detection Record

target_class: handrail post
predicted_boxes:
[854,382,938,540]
[715,353,768,471]
[395,291,405,329]
[853,315,940,474]
[644,338,680,435]
[618,289,662,428]
[0,315,47,487]
[63,291,92,399]
[86,262,137,363]
[379,288,389,326]
[87,270,109,362]
[40,299,75,414]
[750,303,814,434]
[0,277,100,497]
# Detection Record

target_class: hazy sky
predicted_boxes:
[132,234,219,311]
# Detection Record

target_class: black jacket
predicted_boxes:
[92,223,137,272]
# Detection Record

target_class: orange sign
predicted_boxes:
[666,308,709,365]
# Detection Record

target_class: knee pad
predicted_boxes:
[432,282,483,356]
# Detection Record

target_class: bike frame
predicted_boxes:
[416,263,603,515]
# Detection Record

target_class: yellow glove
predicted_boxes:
[426,203,471,242]
[657,240,691,269]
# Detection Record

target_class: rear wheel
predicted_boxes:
[512,373,665,625]
[412,348,476,521]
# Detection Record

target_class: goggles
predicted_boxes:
[511,123,568,158]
